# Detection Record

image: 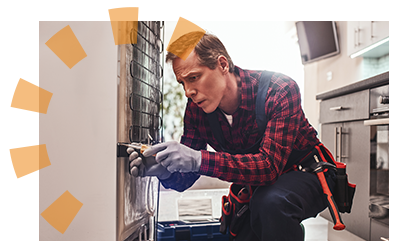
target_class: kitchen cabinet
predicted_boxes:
[317,72,389,241]
[320,89,369,123]
[321,121,370,240]
[320,95,370,240]
[347,21,389,58]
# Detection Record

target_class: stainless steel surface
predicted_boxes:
[369,124,389,225]
[368,84,389,237]
[364,118,389,126]
[116,21,163,241]
[370,85,389,115]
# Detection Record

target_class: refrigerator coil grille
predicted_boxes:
[129,21,164,144]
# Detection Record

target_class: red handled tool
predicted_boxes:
[238,186,250,201]
[313,155,346,230]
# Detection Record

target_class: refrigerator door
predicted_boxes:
[39,21,118,241]
[117,21,163,241]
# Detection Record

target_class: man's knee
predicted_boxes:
[250,187,303,218]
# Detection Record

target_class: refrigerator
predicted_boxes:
[39,21,163,241]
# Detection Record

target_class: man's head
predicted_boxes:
[166,32,238,114]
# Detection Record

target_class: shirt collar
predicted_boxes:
[234,66,259,111]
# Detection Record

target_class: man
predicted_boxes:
[127,32,337,240]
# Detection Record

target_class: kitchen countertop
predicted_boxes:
[316,71,389,101]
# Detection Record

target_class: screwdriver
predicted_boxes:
[119,142,150,154]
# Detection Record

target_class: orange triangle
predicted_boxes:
[167,17,205,60]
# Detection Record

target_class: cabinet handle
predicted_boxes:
[330,106,346,111]
[371,21,375,39]
[334,126,347,162]
[334,127,338,161]
[354,28,357,47]
[338,127,342,162]
[354,27,361,47]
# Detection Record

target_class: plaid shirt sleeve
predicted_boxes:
[199,74,304,186]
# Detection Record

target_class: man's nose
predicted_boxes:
[185,86,196,98]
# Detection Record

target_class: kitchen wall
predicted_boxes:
[362,54,389,79]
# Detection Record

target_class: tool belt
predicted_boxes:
[219,143,356,237]
[298,143,356,214]
[219,184,253,240]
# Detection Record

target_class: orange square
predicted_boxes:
[45,25,87,69]
[10,144,51,178]
[113,21,138,45]
[109,7,139,45]
[41,191,83,234]
[11,79,53,114]
[108,7,138,22]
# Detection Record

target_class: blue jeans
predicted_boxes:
[235,169,336,241]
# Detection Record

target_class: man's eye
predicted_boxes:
[179,81,185,89]
[189,76,198,81]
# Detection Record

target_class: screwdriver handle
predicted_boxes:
[315,171,345,230]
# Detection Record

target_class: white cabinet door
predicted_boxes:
[347,21,362,56]
[370,21,389,43]
[347,21,389,57]
[358,21,373,49]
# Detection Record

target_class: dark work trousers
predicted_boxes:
[235,169,336,241]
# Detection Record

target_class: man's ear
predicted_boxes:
[217,55,229,74]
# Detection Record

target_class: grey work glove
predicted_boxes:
[143,141,202,173]
[127,147,172,180]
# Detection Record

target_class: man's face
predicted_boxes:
[172,51,227,114]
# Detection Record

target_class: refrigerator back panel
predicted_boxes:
[130,21,163,144]
[117,21,164,241]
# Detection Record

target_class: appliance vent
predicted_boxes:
[129,21,164,144]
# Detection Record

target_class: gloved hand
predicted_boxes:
[127,147,172,180]
[143,141,202,173]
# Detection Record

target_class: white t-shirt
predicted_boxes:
[222,111,233,127]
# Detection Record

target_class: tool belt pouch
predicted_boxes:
[334,162,356,213]
[298,145,356,214]
[219,184,252,239]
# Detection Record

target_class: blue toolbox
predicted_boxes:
[157,220,229,241]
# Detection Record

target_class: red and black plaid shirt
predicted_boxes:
[161,66,320,191]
